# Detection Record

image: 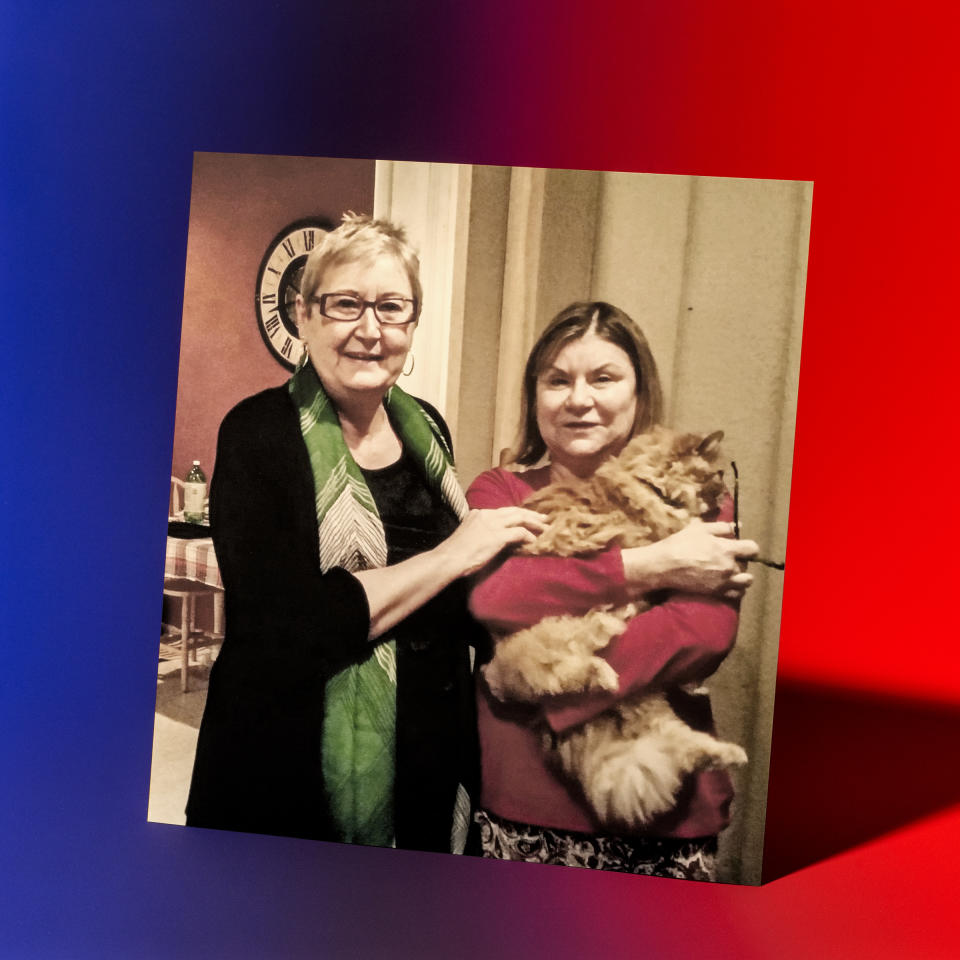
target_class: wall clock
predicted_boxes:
[254,217,333,370]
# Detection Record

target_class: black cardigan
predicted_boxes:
[185,385,481,851]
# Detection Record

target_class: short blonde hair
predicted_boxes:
[300,212,422,321]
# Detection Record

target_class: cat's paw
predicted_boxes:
[706,741,748,769]
[586,658,620,693]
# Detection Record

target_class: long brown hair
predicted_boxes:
[512,301,664,466]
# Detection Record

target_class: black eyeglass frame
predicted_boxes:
[310,293,419,325]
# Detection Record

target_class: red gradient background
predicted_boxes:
[3,0,959,957]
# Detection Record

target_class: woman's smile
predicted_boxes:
[343,350,383,362]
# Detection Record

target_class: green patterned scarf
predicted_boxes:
[288,358,468,847]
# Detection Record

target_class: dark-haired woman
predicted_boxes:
[467,301,757,879]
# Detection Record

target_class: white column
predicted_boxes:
[374,160,472,431]
[491,166,548,462]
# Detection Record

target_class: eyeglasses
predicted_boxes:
[312,292,418,325]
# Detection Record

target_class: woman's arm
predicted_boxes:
[466,470,755,630]
[210,397,371,674]
[352,397,545,640]
[467,469,635,629]
[355,506,546,640]
[544,497,749,732]
[622,517,756,600]
[216,397,545,656]
[542,593,739,733]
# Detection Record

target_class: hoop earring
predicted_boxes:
[402,352,415,377]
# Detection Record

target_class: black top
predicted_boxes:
[185,385,481,851]
[361,448,457,565]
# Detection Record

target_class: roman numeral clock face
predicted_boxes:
[255,217,333,370]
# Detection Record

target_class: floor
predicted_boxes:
[146,640,217,826]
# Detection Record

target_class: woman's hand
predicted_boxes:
[356,507,546,641]
[439,507,548,578]
[622,519,758,599]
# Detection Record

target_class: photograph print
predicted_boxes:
[149,152,810,886]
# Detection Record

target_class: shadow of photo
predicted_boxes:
[762,680,960,882]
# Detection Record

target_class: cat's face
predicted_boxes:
[660,430,727,515]
[610,427,726,519]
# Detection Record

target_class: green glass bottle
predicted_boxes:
[183,460,207,523]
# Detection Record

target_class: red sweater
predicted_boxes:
[467,465,739,838]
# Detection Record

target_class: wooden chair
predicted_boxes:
[162,580,222,693]
[163,476,222,693]
[169,476,184,520]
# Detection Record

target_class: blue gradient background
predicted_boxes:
[3,1,959,957]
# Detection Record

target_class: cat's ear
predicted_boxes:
[697,431,724,458]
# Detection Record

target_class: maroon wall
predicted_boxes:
[171,153,376,483]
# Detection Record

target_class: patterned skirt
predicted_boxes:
[475,808,718,881]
